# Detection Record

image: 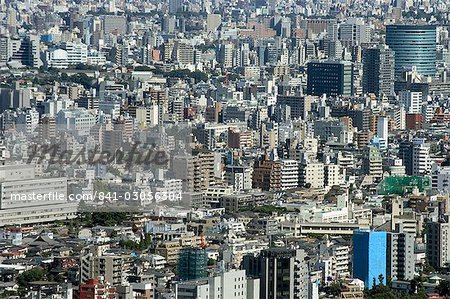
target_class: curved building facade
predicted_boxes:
[386,24,436,78]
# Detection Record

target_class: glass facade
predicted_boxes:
[386,24,436,78]
[353,230,387,289]
[306,60,354,96]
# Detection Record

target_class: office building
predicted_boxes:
[400,91,422,114]
[408,138,431,175]
[176,269,249,299]
[352,230,387,289]
[426,218,450,269]
[258,248,309,299]
[338,18,371,46]
[0,164,78,227]
[218,43,234,68]
[169,0,183,14]
[307,60,354,96]
[362,45,395,96]
[103,15,127,35]
[386,24,436,77]
[276,95,315,120]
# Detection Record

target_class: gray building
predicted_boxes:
[362,45,395,96]
[259,248,309,299]
[276,95,315,120]
[313,119,346,141]
[102,15,127,35]
[387,224,415,281]
[426,218,450,269]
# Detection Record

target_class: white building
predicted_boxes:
[57,108,96,136]
[176,269,252,299]
[64,42,88,64]
[280,160,299,190]
[431,164,450,194]
[46,48,69,68]
[412,138,431,175]
[299,161,325,189]
[400,91,422,114]
[325,164,344,188]
[0,164,78,226]
[376,116,388,149]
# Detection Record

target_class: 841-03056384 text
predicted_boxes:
[83,191,183,202]
[10,192,183,202]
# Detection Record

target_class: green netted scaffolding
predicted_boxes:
[178,248,208,281]
[377,176,431,195]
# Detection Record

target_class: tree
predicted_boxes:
[378,274,384,286]
[17,268,46,287]
[436,280,450,297]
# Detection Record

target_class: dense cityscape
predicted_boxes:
[0,0,450,298]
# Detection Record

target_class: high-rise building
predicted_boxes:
[362,146,383,180]
[169,0,183,14]
[387,224,415,281]
[411,138,431,175]
[427,218,450,269]
[362,45,395,96]
[176,269,250,299]
[338,18,371,46]
[352,230,387,289]
[400,91,422,114]
[257,248,310,299]
[276,95,315,120]
[386,24,436,78]
[376,116,388,149]
[218,43,234,68]
[299,161,325,189]
[103,15,127,35]
[77,279,117,299]
[175,42,194,65]
[178,248,208,281]
[10,34,42,68]
[307,60,354,96]
[0,35,10,65]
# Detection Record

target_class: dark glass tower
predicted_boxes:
[306,60,354,97]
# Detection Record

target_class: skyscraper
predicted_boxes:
[386,24,436,78]
[307,60,354,97]
[353,230,387,289]
[362,45,395,96]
